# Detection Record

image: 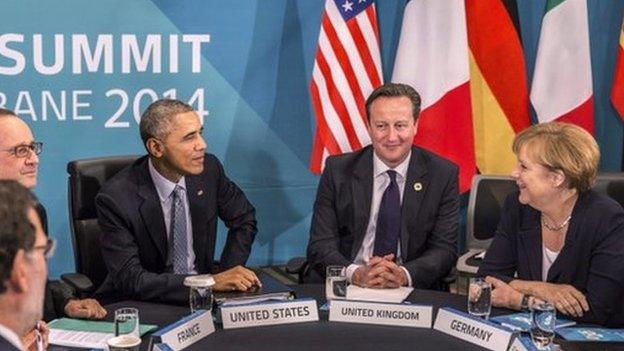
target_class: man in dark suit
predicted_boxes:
[95,99,260,305]
[0,109,106,350]
[0,181,50,351]
[307,83,459,289]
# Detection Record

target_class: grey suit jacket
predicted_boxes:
[307,145,459,288]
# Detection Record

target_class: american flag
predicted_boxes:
[309,0,383,173]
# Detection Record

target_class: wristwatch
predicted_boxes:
[520,294,531,311]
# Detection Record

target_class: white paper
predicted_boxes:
[49,328,112,349]
[345,285,413,303]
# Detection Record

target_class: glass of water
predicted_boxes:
[114,307,140,339]
[184,275,215,313]
[531,301,556,350]
[467,277,492,318]
[325,265,347,300]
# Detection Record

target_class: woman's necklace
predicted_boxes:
[541,214,572,231]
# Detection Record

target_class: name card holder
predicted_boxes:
[220,298,319,329]
[329,300,432,328]
[149,310,215,351]
[433,307,515,351]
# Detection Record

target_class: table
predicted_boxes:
[54,285,624,351]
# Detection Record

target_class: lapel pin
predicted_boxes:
[413,182,423,192]
[197,190,204,196]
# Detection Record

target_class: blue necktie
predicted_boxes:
[373,170,401,257]
[170,185,188,274]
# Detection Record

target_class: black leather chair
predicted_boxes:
[456,175,517,277]
[61,155,138,297]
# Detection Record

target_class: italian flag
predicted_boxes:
[530,0,594,133]
[611,16,624,120]
[392,0,476,193]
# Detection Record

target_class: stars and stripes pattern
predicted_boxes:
[309,0,383,173]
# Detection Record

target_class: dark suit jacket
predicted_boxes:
[34,201,74,321]
[0,333,20,351]
[478,190,624,327]
[307,146,459,289]
[95,154,257,305]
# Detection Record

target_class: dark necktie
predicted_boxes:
[373,170,401,257]
[170,185,189,274]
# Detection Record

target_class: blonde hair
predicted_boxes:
[512,122,599,192]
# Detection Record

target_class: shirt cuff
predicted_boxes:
[400,266,413,287]
[346,264,360,284]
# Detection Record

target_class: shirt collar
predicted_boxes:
[373,150,411,180]
[0,322,23,350]
[148,158,186,202]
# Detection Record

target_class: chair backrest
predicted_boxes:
[593,172,624,209]
[464,172,624,253]
[465,175,517,251]
[67,155,138,289]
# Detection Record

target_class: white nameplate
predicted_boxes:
[220,298,318,329]
[433,307,514,351]
[149,310,214,351]
[508,335,539,351]
[329,300,432,328]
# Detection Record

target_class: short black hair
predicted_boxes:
[0,180,36,294]
[139,99,194,151]
[365,83,421,121]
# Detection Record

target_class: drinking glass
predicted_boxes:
[467,277,492,318]
[325,265,347,300]
[530,301,556,350]
[184,275,215,313]
[109,307,141,351]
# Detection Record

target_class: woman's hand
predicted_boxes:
[485,276,524,310]
[510,280,589,317]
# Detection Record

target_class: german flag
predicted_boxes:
[466,0,531,175]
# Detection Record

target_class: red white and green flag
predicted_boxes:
[530,0,594,133]
[611,15,624,120]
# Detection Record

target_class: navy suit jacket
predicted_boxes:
[0,333,20,351]
[95,154,256,304]
[479,190,624,327]
[307,146,459,289]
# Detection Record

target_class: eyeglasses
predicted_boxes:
[28,237,56,259]
[0,141,43,158]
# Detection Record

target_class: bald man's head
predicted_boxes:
[0,112,40,189]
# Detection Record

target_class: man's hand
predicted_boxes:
[22,321,48,351]
[352,254,408,288]
[64,298,107,319]
[510,280,589,317]
[485,276,523,310]
[212,265,261,292]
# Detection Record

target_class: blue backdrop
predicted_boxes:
[1,0,622,278]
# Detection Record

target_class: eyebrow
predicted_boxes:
[182,127,203,139]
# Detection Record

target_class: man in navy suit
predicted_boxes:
[96,99,260,304]
[0,181,50,351]
[307,83,459,289]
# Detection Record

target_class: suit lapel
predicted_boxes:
[186,175,208,271]
[400,148,427,261]
[137,160,168,261]
[518,208,543,281]
[546,192,586,282]
[351,147,374,259]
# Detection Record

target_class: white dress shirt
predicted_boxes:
[346,151,413,287]
[148,159,197,274]
[0,322,23,350]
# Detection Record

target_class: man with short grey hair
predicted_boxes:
[96,99,259,304]
[0,109,107,322]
